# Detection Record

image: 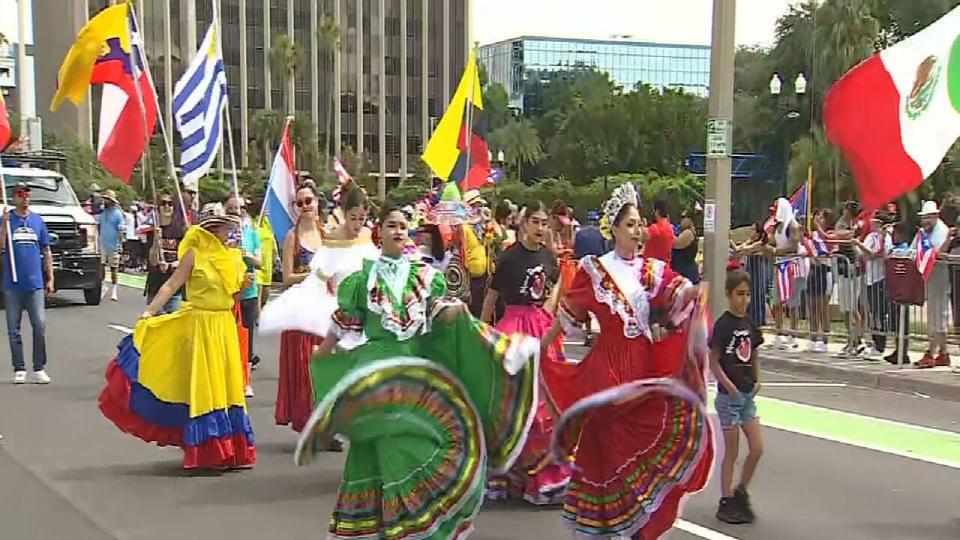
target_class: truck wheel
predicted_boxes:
[84,281,103,306]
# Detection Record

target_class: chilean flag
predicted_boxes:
[265,122,297,246]
[915,230,937,281]
[91,11,157,182]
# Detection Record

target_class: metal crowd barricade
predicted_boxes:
[748,251,960,368]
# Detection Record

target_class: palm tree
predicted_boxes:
[290,114,319,171]
[317,16,341,163]
[491,118,543,182]
[251,109,285,166]
[269,34,304,115]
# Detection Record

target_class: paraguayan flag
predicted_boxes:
[173,22,227,186]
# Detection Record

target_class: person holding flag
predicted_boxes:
[913,201,952,369]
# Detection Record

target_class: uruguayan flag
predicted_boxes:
[173,22,227,186]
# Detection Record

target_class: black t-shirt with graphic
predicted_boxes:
[709,312,764,394]
[491,242,559,307]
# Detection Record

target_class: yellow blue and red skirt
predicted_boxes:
[98,304,256,469]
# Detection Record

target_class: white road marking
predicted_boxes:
[675,519,742,540]
[107,324,134,335]
[761,382,848,388]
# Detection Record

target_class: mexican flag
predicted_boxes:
[824,6,960,211]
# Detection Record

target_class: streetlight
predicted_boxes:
[770,71,806,196]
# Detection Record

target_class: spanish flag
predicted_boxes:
[50,3,131,111]
[422,50,491,191]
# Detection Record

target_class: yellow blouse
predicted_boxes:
[177,226,245,311]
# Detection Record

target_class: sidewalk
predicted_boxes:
[760,333,960,402]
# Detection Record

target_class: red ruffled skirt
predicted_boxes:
[548,332,714,539]
[275,330,324,432]
[487,305,572,505]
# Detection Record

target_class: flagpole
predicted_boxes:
[127,1,188,224]
[462,46,477,191]
[213,0,241,204]
[0,168,17,283]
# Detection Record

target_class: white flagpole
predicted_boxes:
[463,48,476,190]
[213,0,241,204]
[127,3,188,224]
[0,168,17,283]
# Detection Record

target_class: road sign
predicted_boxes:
[703,200,716,233]
[706,118,731,158]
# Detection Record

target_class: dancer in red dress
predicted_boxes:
[541,182,713,539]
[274,185,326,433]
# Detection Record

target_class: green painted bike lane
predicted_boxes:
[708,392,960,468]
[118,271,960,468]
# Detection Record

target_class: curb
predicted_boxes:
[761,353,960,402]
[118,273,145,289]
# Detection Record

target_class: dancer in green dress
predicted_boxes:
[296,206,540,540]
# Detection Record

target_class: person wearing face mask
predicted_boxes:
[480,201,571,505]
[258,186,379,439]
[99,203,256,470]
[539,182,712,540]
[295,206,540,540]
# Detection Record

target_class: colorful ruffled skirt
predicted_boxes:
[552,378,713,539]
[299,313,539,539]
[98,306,256,469]
[275,330,324,432]
[487,305,572,505]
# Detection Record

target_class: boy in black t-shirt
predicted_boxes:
[709,269,764,525]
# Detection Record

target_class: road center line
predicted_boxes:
[761,382,848,388]
[675,519,742,540]
[107,324,134,335]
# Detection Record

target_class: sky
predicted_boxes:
[473,0,798,47]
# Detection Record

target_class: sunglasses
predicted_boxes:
[184,190,197,196]
[296,197,315,208]
[160,200,173,206]
[14,190,29,197]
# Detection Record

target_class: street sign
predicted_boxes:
[706,118,731,158]
[703,200,716,233]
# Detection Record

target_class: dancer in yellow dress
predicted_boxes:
[98,203,256,470]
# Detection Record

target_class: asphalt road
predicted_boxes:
[0,287,959,540]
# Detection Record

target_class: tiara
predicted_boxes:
[603,182,640,227]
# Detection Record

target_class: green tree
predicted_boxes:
[317,15,341,163]
[483,83,512,133]
[491,118,543,182]
[269,34,304,115]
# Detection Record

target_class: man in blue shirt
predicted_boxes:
[1,183,54,384]
[99,189,125,302]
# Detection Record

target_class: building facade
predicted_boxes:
[34,0,471,186]
[478,36,710,112]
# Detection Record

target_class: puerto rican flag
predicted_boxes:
[803,231,834,258]
[915,230,937,281]
[331,157,354,204]
[775,260,797,303]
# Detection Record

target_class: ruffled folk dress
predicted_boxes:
[296,256,541,540]
[98,226,256,470]
[545,253,713,539]
[486,242,572,504]
[265,233,379,432]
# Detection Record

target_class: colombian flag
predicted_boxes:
[422,50,491,191]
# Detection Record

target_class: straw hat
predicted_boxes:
[918,200,940,216]
[102,189,118,203]
[463,189,486,207]
[198,202,241,230]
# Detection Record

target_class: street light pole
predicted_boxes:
[705,0,736,316]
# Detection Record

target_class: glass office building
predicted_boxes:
[479,36,710,111]
[35,0,470,184]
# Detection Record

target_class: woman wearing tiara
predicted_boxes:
[541,182,713,539]
[260,186,377,437]
[295,206,540,540]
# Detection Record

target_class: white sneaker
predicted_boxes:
[12,371,26,384]
[244,385,254,398]
[787,336,799,349]
[29,370,51,384]
[110,287,118,302]
[775,336,789,350]
[815,341,828,353]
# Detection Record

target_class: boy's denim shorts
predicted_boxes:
[715,390,758,429]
